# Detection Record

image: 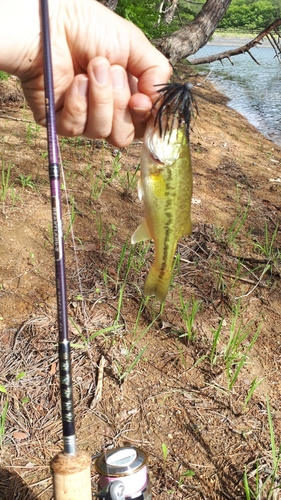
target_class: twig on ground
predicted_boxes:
[0,113,34,123]
[90,355,106,408]
[13,317,50,351]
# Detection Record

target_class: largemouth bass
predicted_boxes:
[131,82,194,302]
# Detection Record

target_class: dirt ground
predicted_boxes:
[0,69,281,499]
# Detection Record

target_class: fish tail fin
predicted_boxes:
[144,265,172,302]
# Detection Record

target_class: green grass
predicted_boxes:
[114,298,162,383]
[69,317,123,349]
[226,200,250,246]
[118,163,140,197]
[175,291,202,341]
[0,71,9,82]
[94,211,117,255]
[26,122,41,147]
[242,376,264,411]
[162,443,169,462]
[209,317,224,365]
[89,145,122,201]
[253,223,280,278]
[0,401,8,447]
[243,397,281,499]
[224,300,261,391]
[17,173,36,189]
[1,158,14,213]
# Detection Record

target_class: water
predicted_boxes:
[190,44,281,145]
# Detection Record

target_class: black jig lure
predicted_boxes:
[153,82,195,141]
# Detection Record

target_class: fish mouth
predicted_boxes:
[152,82,195,142]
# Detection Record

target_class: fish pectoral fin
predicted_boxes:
[137,177,144,201]
[131,220,151,244]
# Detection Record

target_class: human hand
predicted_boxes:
[0,0,171,146]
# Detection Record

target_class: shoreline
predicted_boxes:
[208,34,271,48]
[189,35,279,146]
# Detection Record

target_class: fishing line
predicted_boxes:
[58,142,89,332]
[58,135,97,399]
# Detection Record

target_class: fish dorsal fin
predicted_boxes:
[131,219,151,244]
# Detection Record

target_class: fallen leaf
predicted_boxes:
[13,431,29,440]
[82,243,98,251]
[49,361,57,376]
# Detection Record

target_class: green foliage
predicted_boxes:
[219,0,276,30]
[115,0,279,38]
[0,71,9,82]
[115,0,204,39]
[116,0,160,38]
[272,0,281,16]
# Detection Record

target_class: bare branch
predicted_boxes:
[189,19,281,65]
[165,0,179,24]
[247,50,260,65]
[267,32,281,61]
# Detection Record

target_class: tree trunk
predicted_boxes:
[99,0,118,11]
[154,0,232,65]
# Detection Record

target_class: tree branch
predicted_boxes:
[189,19,281,65]
[165,0,178,24]
[153,0,232,65]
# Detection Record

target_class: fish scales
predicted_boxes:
[131,83,193,302]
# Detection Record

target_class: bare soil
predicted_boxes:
[0,69,281,499]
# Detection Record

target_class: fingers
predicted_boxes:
[106,65,134,146]
[129,93,151,139]
[57,56,152,146]
[85,58,135,147]
[56,74,89,136]
[84,57,113,139]
[127,73,152,138]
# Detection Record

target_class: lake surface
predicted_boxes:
[190,44,281,145]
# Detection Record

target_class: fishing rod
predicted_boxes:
[40,1,151,498]
[40,1,92,498]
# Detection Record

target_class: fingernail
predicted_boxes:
[111,67,125,90]
[132,107,150,117]
[93,63,109,86]
[78,76,88,96]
